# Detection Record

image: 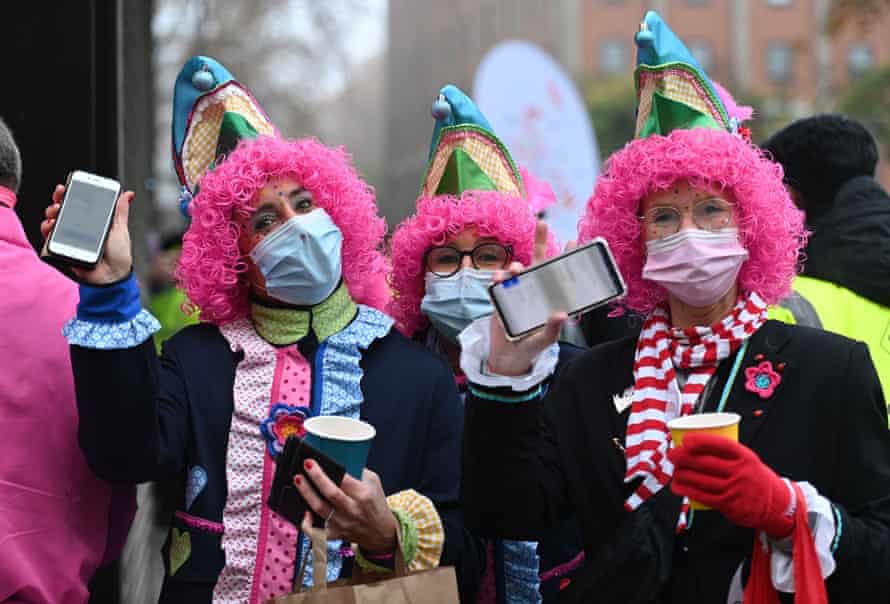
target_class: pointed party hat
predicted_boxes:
[172,56,278,200]
[420,84,524,198]
[633,11,735,139]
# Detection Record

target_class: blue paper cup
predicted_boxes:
[303,416,376,479]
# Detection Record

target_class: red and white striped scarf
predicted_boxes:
[623,292,768,525]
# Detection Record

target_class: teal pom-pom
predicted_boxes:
[635,29,655,48]
[192,68,216,91]
[431,96,451,121]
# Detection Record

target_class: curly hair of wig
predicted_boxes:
[577,128,807,314]
[177,135,389,324]
[388,190,557,336]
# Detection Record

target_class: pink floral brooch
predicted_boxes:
[744,359,782,400]
[260,403,312,459]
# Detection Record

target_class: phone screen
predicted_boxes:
[52,178,119,253]
[489,239,626,338]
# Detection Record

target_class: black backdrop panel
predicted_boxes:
[1,1,119,250]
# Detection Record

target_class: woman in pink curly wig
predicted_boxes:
[49,57,483,603]
[576,126,805,314]
[389,190,545,338]
[390,84,586,604]
[461,14,890,604]
[179,135,389,324]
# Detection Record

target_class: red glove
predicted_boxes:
[668,433,794,539]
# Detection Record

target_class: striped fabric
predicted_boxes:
[386,489,445,571]
[623,292,768,524]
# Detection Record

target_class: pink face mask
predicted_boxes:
[642,228,749,307]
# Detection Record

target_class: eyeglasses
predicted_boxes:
[424,243,513,277]
[639,198,735,239]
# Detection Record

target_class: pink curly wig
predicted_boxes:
[177,135,389,324]
[388,190,557,337]
[578,128,807,314]
[712,81,754,123]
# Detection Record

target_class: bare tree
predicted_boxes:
[829,0,890,33]
[151,0,369,230]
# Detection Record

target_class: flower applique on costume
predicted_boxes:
[260,403,313,459]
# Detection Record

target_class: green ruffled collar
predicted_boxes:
[250,283,357,346]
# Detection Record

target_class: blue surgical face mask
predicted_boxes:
[249,209,343,306]
[420,268,495,342]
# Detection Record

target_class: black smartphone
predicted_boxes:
[488,238,627,340]
[267,436,347,528]
[44,170,121,269]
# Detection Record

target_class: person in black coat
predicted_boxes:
[388,83,587,603]
[762,115,890,401]
[42,56,481,603]
[460,12,890,603]
[761,114,890,307]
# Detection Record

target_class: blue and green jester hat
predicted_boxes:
[419,84,525,198]
[632,10,741,139]
[388,84,563,337]
[171,56,278,216]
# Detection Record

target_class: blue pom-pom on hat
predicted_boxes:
[635,20,655,48]
[179,186,193,218]
[191,66,216,91]
[431,95,452,120]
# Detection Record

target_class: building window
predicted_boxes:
[767,0,792,6]
[688,39,715,73]
[766,42,794,83]
[599,38,627,75]
[847,44,874,78]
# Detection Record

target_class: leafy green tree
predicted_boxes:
[583,77,637,159]
[837,63,890,152]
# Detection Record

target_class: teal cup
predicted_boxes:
[303,416,376,479]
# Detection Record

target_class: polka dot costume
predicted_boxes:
[213,319,285,604]
[255,348,311,602]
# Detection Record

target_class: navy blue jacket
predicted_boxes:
[72,323,483,602]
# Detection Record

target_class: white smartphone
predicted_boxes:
[488,238,627,340]
[45,171,121,269]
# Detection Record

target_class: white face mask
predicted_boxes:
[641,228,749,307]
[420,268,495,342]
[249,209,343,306]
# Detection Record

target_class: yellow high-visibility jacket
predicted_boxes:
[770,275,890,412]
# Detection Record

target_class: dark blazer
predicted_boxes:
[72,323,483,603]
[463,320,890,603]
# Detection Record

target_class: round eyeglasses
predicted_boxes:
[640,198,735,239]
[424,243,513,277]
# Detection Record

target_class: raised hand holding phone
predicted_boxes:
[486,261,567,377]
[41,183,134,284]
[485,240,626,376]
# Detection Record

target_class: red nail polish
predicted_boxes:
[304,459,313,471]
[293,475,302,486]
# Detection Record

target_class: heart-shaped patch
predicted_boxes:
[169,528,191,576]
[185,465,208,510]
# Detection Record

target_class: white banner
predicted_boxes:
[474,40,600,245]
